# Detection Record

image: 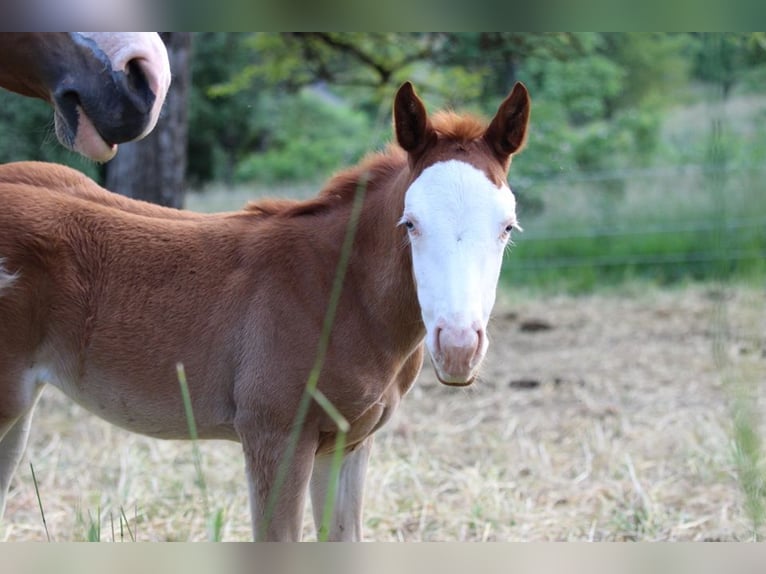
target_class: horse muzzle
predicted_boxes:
[429,323,486,386]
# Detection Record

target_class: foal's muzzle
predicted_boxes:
[430,323,485,386]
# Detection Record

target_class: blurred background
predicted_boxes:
[1,32,764,291]
[1,33,765,542]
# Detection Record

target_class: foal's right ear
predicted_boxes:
[484,82,531,165]
[394,81,434,160]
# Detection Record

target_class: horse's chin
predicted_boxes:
[429,349,482,387]
[434,371,477,387]
[55,109,118,163]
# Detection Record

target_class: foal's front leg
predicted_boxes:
[310,435,374,541]
[0,385,43,521]
[239,429,317,541]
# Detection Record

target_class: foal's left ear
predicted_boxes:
[394,81,435,160]
[484,82,531,164]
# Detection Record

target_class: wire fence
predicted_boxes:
[504,163,766,284]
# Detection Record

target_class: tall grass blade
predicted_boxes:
[207,508,225,542]
[120,505,135,542]
[86,506,101,542]
[178,362,226,541]
[29,462,50,542]
[178,362,208,503]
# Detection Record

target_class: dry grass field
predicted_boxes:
[1,282,764,542]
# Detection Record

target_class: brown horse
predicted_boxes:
[0,81,530,541]
[0,33,170,162]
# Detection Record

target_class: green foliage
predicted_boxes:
[600,33,695,110]
[526,54,626,125]
[188,33,264,186]
[691,33,766,97]
[234,89,377,184]
[0,91,100,179]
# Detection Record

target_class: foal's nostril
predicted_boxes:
[472,327,485,366]
[435,324,483,377]
[476,327,484,354]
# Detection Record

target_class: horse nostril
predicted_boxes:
[473,327,485,366]
[124,59,151,100]
[59,89,80,106]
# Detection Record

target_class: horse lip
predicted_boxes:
[52,77,145,150]
[53,106,118,163]
[434,370,477,387]
[429,346,481,387]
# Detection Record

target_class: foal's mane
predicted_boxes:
[243,110,489,219]
[244,145,407,219]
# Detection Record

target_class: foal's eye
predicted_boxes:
[505,224,514,233]
[399,216,419,236]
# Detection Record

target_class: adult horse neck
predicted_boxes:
[0,33,170,162]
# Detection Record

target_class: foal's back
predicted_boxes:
[0,162,205,219]
[0,175,258,439]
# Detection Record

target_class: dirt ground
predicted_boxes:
[1,283,764,541]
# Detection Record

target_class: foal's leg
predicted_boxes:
[310,435,373,541]
[0,387,43,520]
[239,429,317,541]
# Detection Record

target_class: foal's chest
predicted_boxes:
[316,344,424,455]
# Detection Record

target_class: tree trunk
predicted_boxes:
[104,33,192,208]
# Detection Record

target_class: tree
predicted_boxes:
[692,33,766,99]
[187,33,265,186]
[103,33,192,208]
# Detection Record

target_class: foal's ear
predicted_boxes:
[484,82,531,163]
[394,81,434,159]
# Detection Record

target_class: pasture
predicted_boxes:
[1,83,764,542]
[1,282,763,541]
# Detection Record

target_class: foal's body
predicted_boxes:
[0,157,422,539]
[0,82,530,540]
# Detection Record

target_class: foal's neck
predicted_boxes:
[349,163,424,351]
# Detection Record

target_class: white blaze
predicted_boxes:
[401,160,519,384]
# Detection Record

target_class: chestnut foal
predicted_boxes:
[0,81,530,540]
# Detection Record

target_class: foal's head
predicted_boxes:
[394,82,530,386]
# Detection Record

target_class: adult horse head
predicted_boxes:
[0,33,171,162]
